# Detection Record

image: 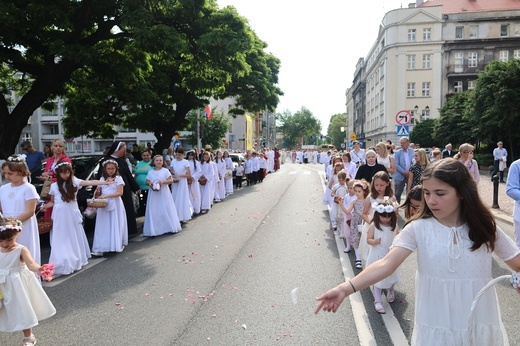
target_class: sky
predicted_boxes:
[216,0,409,132]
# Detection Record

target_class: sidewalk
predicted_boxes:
[478,170,514,225]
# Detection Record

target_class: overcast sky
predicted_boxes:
[216,0,408,132]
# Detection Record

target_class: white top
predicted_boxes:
[392,218,519,345]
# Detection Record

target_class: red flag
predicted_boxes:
[205,105,212,120]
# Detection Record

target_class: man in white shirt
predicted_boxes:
[492,141,508,183]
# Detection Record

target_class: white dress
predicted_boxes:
[0,182,40,265]
[215,159,227,200]
[224,157,234,194]
[365,224,399,289]
[0,245,56,332]
[210,161,219,200]
[392,218,520,346]
[188,160,202,214]
[170,159,193,222]
[49,178,91,275]
[199,162,214,210]
[143,168,181,236]
[92,176,127,253]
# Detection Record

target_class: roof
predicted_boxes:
[418,0,520,14]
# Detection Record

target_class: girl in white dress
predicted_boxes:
[170,147,193,222]
[0,217,56,346]
[92,160,127,256]
[366,200,400,314]
[44,162,112,275]
[143,155,181,236]
[199,152,214,213]
[211,153,222,202]
[316,159,520,346]
[186,151,202,215]
[214,151,227,202]
[223,151,234,195]
[0,155,40,265]
[375,142,396,175]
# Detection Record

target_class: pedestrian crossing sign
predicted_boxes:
[396,125,409,137]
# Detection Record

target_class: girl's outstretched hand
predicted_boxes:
[314,286,348,314]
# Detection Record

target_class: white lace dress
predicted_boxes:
[170,159,193,222]
[392,218,519,345]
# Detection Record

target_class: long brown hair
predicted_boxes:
[372,200,397,230]
[370,171,394,199]
[55,163,78,203]
[410,159,496,251]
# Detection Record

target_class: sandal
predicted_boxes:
[22,334,37,345]
[374,302,386,314]
[355,260,362,269]
[386,289,395,303]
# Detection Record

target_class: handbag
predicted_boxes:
[199,177,207,186]
[40,177,52,199]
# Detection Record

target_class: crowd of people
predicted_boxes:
[314,137,520,345]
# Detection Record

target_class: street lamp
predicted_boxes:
[414,105,430,122]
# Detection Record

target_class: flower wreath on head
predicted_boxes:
[7,154,26,162]
[372,196,396,214]
[0,219,23,233]
[353,181,368,190]
[102,159,119,167]
[54,161,72,172]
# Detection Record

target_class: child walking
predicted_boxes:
[340,180,369,269]
[235,160,244,189]
[0,217,56,346]
[91,159,128,256]
[0,155,40,265]
[331,171,348,239]
[44,162,113,275]
[366,200,400,314]
[341,179,357,253]
[316,159,520,345]
[143,155,182,236]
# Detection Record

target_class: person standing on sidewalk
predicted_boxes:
[506,158,520,247]
[393,137,414,203]
[492,141,507,183]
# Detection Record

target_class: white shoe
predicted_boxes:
[91,252,104,257]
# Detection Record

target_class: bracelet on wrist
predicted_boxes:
[349,280,357,293]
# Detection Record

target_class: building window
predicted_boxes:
[468,52,478,68]
[422,82,431,97]
[515,24,520,37]
[469,25,479,39]
[501,24,510,37]
[423,28,431,41]
[423,107,430,120]
[423,54,431,69]
[380,88,384,103]
[499,50,509,62]
[407,82,415,97]
[468,80,476,90]
[514,50,520,59]
[407,55,416,69]
[455,26,464,39]
[454,53,464,73]
[408,29,416,42]
[454,81,463,93]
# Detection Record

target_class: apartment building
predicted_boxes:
[346,0,520,146]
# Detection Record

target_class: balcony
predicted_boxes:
[446,62,485,77]
[40,113,60,123]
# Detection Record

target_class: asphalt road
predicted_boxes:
[2,162,519,345]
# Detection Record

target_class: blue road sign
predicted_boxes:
[396,125,409,137]
[173,140,182,149]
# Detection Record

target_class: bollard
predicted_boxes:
[492,175,500,209]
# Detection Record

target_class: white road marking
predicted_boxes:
[288,171,298,175]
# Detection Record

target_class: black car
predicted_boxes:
[31,155,104,213]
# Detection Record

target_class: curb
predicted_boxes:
[490,209,513,226]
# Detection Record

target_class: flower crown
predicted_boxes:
[353,181,368,190]
[372,197,396,214]
[0,219,23,233]
[102,159,119,167]
[7,154,26,162]
[54,161,72,172]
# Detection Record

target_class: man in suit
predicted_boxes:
[99,141,141,236]
[442,143,455,158]
[393,137,415,203]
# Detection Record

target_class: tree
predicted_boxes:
[410,119,437,148]
[185,110,231,150]
[0,0,155,157]
[277,107,322,149]
[472,59,520,158]
[434,92,474,148]
[326,113,347,149]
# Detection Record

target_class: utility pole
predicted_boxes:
[197,109,202,151]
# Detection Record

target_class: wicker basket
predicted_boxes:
[87,198,108,208]
[38,218,53,235]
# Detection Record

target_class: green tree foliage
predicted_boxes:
[185,110,231,150]
[277,107,322,149]
[326,113,347,149]
[434,92,475,148]
[0,0,282,157]
[410,119,436,148]
[472,59,520,158]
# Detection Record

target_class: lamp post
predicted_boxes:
[414,105,430,122]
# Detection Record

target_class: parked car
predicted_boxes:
[30,155,104,213]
